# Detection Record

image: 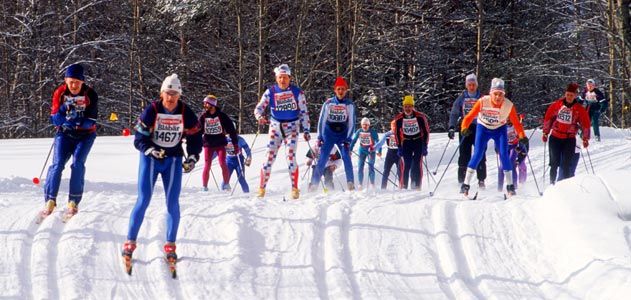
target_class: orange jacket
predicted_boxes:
[461,97,526,139]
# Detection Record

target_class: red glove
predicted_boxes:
[542,133,548,143]
[583,138,589,148]
[257,117,269,125]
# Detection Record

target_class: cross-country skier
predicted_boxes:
[460,78,528,197]
[310,76,356,191]
[496,117,527,191]
[557,134,581,180]
[391,95,430,190]
[41,63,98,220]
[306,143,342,190]
[254,64,310,199]
[122,73,202,270]
[448,73,487,187]
[199,95,238,191]
[350,117,379,189]
[225,127,252,193]
[375,130,401,189]
[579,79,607,142]
[542,83,591,184]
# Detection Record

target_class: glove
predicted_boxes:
[542,133,548,143]
[377,152,382,158]
[303,131,311,141]
[461,128,471,137]
[421,144,428,156]
[257,116,269,125]
[145,147,166,160]
[583,138,589,148]
[448,128,455,140]
[397,148,404,157]
[244,156,252,166]
[182,154,199,173]
[306,159,313,166]
[66,109,78,121]
[518,137,529,153]
[317,138,324,148]
[343,141,350,151]
[61,124,74,134]
[516,147,527,164]
[368,145,375,153]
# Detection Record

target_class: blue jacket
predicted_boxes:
[317,96,355,142]
[226,136,252,158]
[448,90,481,129]
[350,128,379,154]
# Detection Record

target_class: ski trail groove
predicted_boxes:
[340,198,361,300]
[31,213,63,300]
[311,202,329,300]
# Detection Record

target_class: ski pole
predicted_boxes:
[542,141,547,188]
[525,153,543,196]
[430,143,461,196]
[585,147,595,174]
[423,159,437,184]
[353,150,398,188]
[423,156,431,191]
[33,139,55,186]
[580,149,589,174]
[209,167,220,191]
[432,139,451,175]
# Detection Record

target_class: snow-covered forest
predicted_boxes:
[1,0,631,138]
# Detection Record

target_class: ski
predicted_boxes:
[463,191,478,200]
[61,209,77,223]
[122,254,133,275]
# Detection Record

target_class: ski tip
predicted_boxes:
[432,172,437,175]
[429,191,434,197]
[472,192,478,200]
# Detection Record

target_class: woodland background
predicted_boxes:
[1,0,630,138]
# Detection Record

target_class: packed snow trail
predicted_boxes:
[1,128,630,299]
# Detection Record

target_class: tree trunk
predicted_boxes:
[235,0,244,134]
[257,0,266,120]
[475,0,483,77]
[336,0,341,76]
[607,0,617,127]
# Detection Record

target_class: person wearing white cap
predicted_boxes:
[459,78,528,198]
[579,79,607,142]
[253,64,310,199]
[122,73,203,271]
[350,117,380,189]
[448,73,487,187]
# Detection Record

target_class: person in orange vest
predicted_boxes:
[460,78,528,197]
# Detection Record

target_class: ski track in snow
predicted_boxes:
[1,128,631,299]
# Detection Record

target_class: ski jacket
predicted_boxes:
[316,96,356,142]
[448,90,481,129]
[350,128,380,154]
[579,88,607,114]
[226,136,251,158]
[375,131,398,155]
[134,100,202,158]
[390,110,430,147]
[50,83,98,136]
[198,109,237,148]
[543,98,591,140]
[254,84,310,132]
[461,96,525,138]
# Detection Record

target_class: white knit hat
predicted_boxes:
[161,73,182,94]
[465,73,477,84]
[490,78,505,93]
[273,64,291,77]
[361,117,370,125]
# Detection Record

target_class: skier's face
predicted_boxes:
[276,74,290,89]
[161,91,180,111]
[490,90,505,105]
[466,82,477,93]
[586,82,595,91]
[565,91,577,102]
[204,102,216,113]
[65,78,84,95]
[403,104,414,115]
[334,86,348,99]
[361,123,369,130]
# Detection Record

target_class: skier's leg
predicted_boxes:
[410,147,422,188]
[592,111,601,139]
[367,152,376,185]
[568,152,580,178]
[357,152,367,186]
[548,136,562,184]
[401,142,414,189]
[284,121,300,189]
[324,167,334,189]
[127,153,159,241]
[464,124,491,185]
[259,122,282,189]
[217,147,230,186]
[162,156,183,243]
[381,150,396,189]
[338,141,354,184]
[496,127,514,186]
[237,155,250,193]
[68,133,96,204]
[44,133,74,202]
[458,130,474,183]
[559,138,575,181]
[202,146,212,188]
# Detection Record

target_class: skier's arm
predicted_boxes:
[374,131,391,154]
[371,129,380,148]
[254,89,271,120]
[239,136,252,158]
[542,102,557,135]
[347,103,356,141]
[448,95,463,129]
[420,113,430,145]
[78,88,98,130]
[460,101,481,131]
[297,91,310,133]
[183,107,203,158]
[390,117,401,147]
[508,107,526,139]
[317,101,328,141]
[350,129,360,151]
[222,113,239,148]
[133,104,157,153]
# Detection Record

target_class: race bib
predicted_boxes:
[65,95,87,112]
[402,118,420,136]
[225,141,237,156]
[204,117,223,135]
[387,137,398,149]
[273,91,298,112]
[359,132,372,146]
[327,104,348,122]
[479,107,502,126]
[584,91,597,103]
[153,113,184,148]
[463,98,477,115]
[556,106,573,125]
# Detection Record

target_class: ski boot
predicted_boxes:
[222,183,231,192]
[256,188,266,198]
[122,241,137,275]
[460,183,470,195]
[347,182,355,191]
[62,201,78,222]
[202,186,208,192]
[506,184,516,198]
[37,200,56,223]
[291,188,300,200]
[164,243,177,278]
[478,180,486,190]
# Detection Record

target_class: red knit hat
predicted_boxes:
[333,76,348,89]
[566,82,579,93]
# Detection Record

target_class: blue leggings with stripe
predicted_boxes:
[468,123,512,173]
[127,154,182,243]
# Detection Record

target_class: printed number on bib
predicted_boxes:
[273,91,298,112]
[327,104,348,122]
[557,107,573,125]
[479,107,501,125]
[359,132,372,146]
[226,142,236,156]
[65,95,87,112]
[402,118,420,136]
[205,117,223,135]
[153,114,184,148]
[388,137,398,148]
[463,98,477,115]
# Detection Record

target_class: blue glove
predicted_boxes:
[66,109,78,121]
[61,124,74,134]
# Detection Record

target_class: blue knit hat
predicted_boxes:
[65,64,85,81]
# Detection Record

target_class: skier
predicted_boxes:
[310,76,356,191]
[557,134,582,180]
[391,95,430,190]
[306,143,342,190]
[122,74,202,273]
[542,83,591,184]
[350,117,379,189]
[199,94,238,191]
[579,79,607,142]
[375,130,401,189]
[460,78,528,197]
[41,63,98,220]
[496,116,528,191]
[448,73,487,187]
[254,64,310,199]
[225,127,252,193]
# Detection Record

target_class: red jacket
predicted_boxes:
[543,98,591,140]
[390,110,430,147]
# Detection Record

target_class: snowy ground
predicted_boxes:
[1,127,630,299]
